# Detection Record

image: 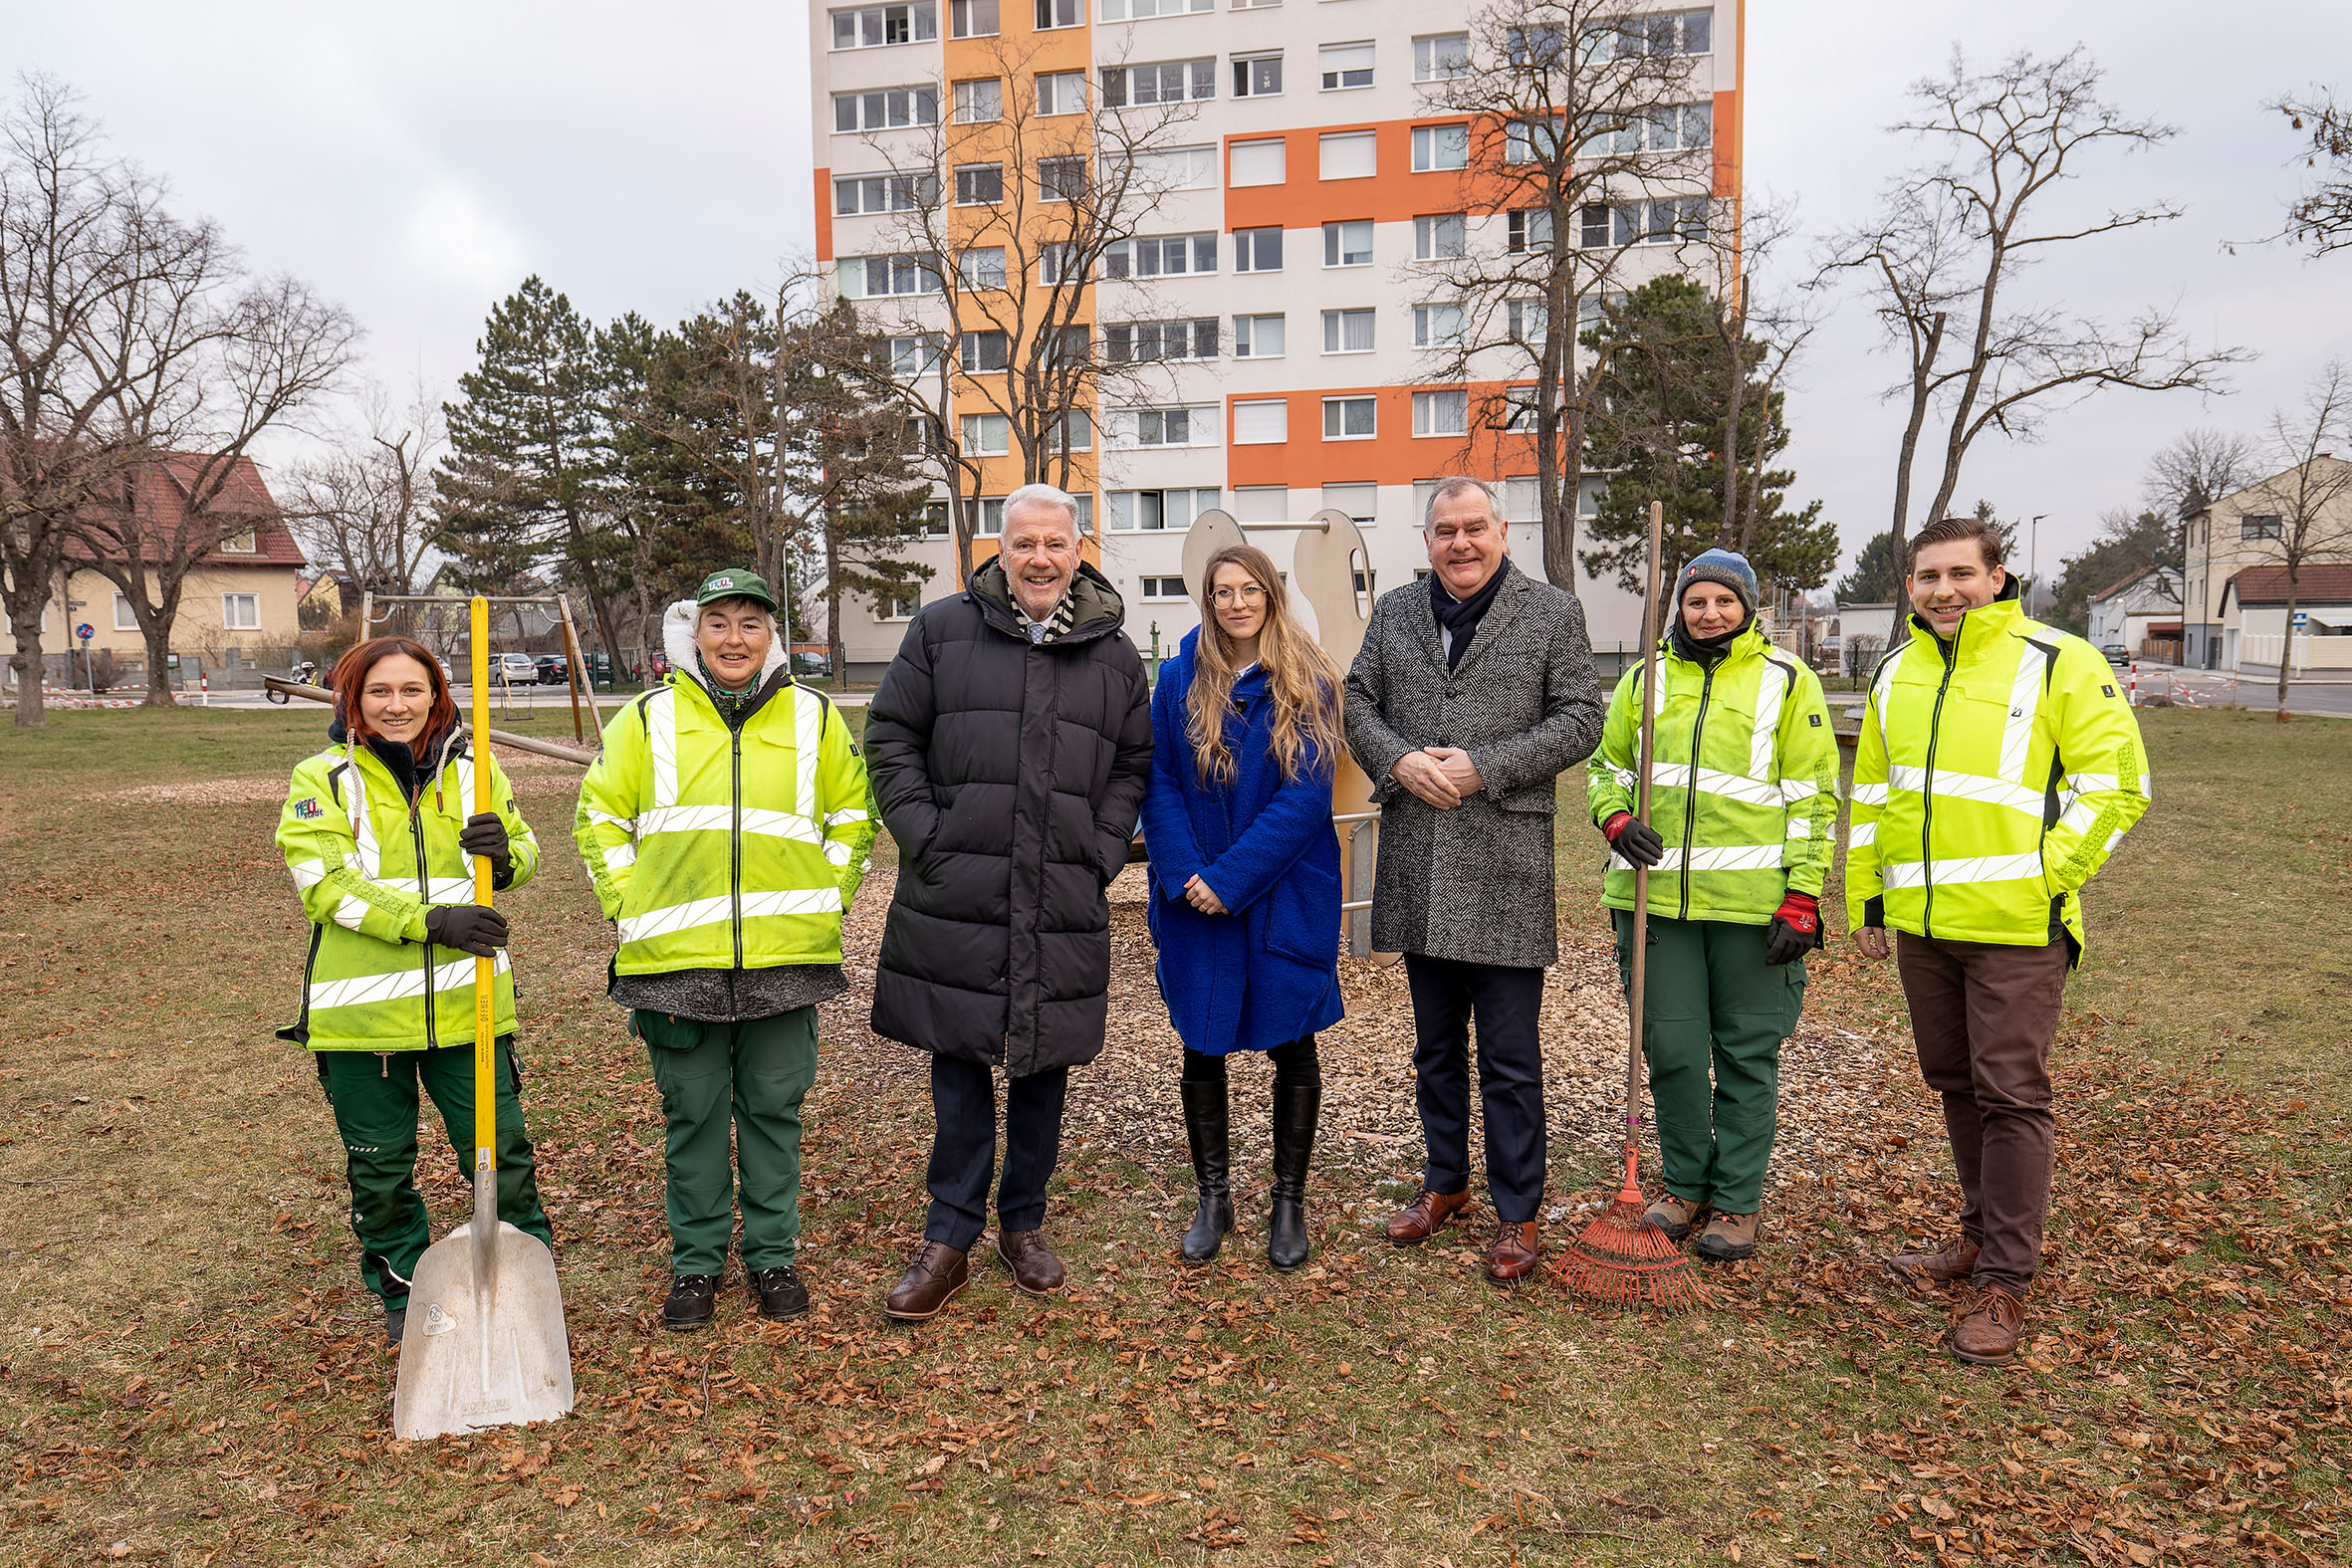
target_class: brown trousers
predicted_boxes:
[1894,931,2071,1294]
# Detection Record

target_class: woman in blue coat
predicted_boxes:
[1141,544,1345,1270]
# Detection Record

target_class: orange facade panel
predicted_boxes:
[1712,90,1741,200]
[1222,119,1494,231]
[815,166,833,263]
[1225,385,1535,490]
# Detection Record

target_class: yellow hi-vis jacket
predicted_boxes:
[575,666,875,976]
[1846,585,2151,956]
[275,727,539,1051]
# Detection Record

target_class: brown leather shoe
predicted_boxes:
[1883,1233,1981,1294]
[1385,1188,1471,1244]
[882,1240,968,1322]
[995,1229,1065,1296]
[1950,1283,2026,1366]
[1486,1220,1541,1282]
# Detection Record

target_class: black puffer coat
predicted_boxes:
[866,559,1152,1076]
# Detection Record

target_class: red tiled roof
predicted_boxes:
[62,453,306,568]
[2229,563,2352,605]
[2089,563,2171,602]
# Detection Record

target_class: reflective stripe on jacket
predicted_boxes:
[1844,588,2151,954]
[575,670,875,977]
[275,730,539,1051]
[1586,623,1838,924]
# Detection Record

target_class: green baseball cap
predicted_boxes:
[694,568,776,610]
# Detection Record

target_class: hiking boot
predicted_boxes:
[1487,1220,1541,1282]
[749,1264,810,1321]
[1694,1211,1760,1262]
[1645,1192,1706,1243]
[1179,1078,1234,1265]
[1385,1187,1471,1244]
[1883,1234,1981,1294]
[996,1229,1066,1296]
[1949,1283,2026,1366]
[1267,1079,1321,1273]
[383,1303,408,1347]
[662,1273,720,1332]
[883,1241,969,1322]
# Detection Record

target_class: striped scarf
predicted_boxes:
[1022,591,1077,646]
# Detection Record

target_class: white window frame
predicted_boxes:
[1414,212,1466,260]
[1106,488,1221,533]
[1227,137,1288,187]
[1126,143,1217,192]
[953,79,1002,123]
[959,329,1010,371]
[1234,226,1284,272]
[1321,308,1375,355]
[1318,41,1374,92]
[829,2,939,50]
[1233,52,1283,98]
[1101,58,1216,109]
[1413,32,1470,82]
[1104,318,1220,364]
[1412,303,1463,348]
[838,172,933,214]
[1322,220,1372,268]
[222,592,261,631]
[958,247,1008,288]
[1410,123,1468,172]
[1412,388,1469,438]
[1138,574,1191,601]
[953,162,1004,205]
[1102,232,1218,280]
[1322,396,1377,441]
[832,85,941,132]
[950,0,998,37]
[1037,72,1087,116]
[1109,404,1220,449]
[1101,0,1210,16]
[1233,313,1286,358]
[219,531,257,555]
[1232,400,1289,445]
[960,413,1012,455]
[1038,155,1089,203]
[1317,130,1377,181]
[114,592,139,631]
[875,588,922,621]
[840,253,943,298]
[1035,0,1083,28]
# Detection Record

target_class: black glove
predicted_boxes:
[459,811,514,891]
[424,903,509,957]
[1602,811,1665,868]
[1764,892,1821,967]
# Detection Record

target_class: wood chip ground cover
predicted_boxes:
[1,706,2345,1566]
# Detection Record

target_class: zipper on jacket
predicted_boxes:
[729,729,746,972]
[1920,633,1959,939]
[1677,665,1717,922]
[410,798,437,1050]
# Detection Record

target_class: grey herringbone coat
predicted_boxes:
[1342,568,1603,968]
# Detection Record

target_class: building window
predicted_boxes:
[1233,53,1283,98]
[1039,243,1076,284]
[2240,514,2283,541]
[114,592,139,630]
[974,497,1007,537]
[1228,138,1286,186]
[954,162,1003,204]
[958,247,1008,288]
[1233,313,1285,357]
[1110,405,1219,448]
[1037,72,1086,115]
[1139,575,1190,600]
[838,172,935,213]
[1412,303,1463,348]
[1233,400,1289,444]
[1048,409,1093,455]
[1100,0,1209,16]
[1107,488,1221,532]
[833,86,940,131]
[1101,59,1215,107]
[1500,386,1540,432]
[1318,42,1374,91]
[830,2,938,49]
[1507,209,1554,253]
[1039,156,1088,202]
[876,589,921,621]
[1043,324,1091,366]
[1613,102,1714,154]
[950,0,997,36]
[1321,309,1375,354]
[1103,232,1218,279]
[1322,483,1376,525]
[222,593,261,631]
[1323,396,1376,440]
[839,253,942,297]
[220,531,257,554]
[1618,198,1709,245]
[1577,202,1611,248]
[921,501,952,538]
[1322,220,1372,268]
[1410,123,1468,172]
[1318,130,1376,180]
[959,330,1010,371]
[1412,389,1469,437]
[1235,226,1284,272]
[961,414,1011,455]
[1506,300,1546,345]
[1605,8,1712,59]
[1414,213,1466,260]
[1105,319,1219,363]
[1413,32,1470,82]
[884,334,945,376]
[1505,113,1566,164]
[1125,144,1217,191]
[953,79,1003,122]
[1036,0,1083,27]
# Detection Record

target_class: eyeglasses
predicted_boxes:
[1209,583,1267,607]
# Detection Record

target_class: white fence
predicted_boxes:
[2237,632,2352,673]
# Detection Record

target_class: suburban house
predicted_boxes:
[2217,563,2352,672]
[2,454,307,692]
[2180,454,2352,670]
[2086,564,2183,659]
[1821,601,1899,677]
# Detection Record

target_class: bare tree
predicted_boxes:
[2246,361,2352,715]
[281,380,443,606]
[1820,48,2247,641]
[1416,0,1714,588]
[2273,88,2352,257]
[837,32,1209,576]
[2139,424,2259,610]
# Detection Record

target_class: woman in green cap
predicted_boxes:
[577,570,876,1330]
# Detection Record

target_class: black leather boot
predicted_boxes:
[1180,1077,1233,1264]
[1267,1077,1320,1272]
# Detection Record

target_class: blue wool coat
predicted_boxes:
[1139,632,1345,1056]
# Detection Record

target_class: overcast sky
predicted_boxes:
[11,0,2346,579]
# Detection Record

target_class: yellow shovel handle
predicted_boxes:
[470,596,496,1181]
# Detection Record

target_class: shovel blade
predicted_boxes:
[391,1220,574,1441]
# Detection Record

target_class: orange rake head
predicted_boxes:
[1548,1151,1711,1313]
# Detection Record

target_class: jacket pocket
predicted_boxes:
[631,1009,704,1051]
[1265,863,1342,969]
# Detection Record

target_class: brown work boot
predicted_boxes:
[882,1240,968,1322]
[1486,1220,1541,1282]
[1645,1192,1706,1242]
[1695,1211,1759,1262]
[1883,1233,1981,1294]
[1949,1283,2026,1366]
[1385,1187,1471,1244]
[995,1229,1065,1296]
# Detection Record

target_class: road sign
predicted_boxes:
[2292,610,2309,628]
[75,622,94,641]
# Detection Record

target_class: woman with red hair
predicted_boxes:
[274,636,554,1345]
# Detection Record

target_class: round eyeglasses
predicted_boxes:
[1208,583,1268,607]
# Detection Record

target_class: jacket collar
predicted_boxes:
[1429,566,1529,679]
[1908,576,2025,666]
[661,597,793,721]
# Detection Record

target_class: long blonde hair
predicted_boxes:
[1186,545,1343,788]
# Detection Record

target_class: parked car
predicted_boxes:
[534,653,571,686]
[2100,644,2131,667]
[496,652,539,685]
[790,650,828,680]
[646,651,673,681]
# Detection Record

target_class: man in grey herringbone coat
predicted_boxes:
[1343,477,1602,1282]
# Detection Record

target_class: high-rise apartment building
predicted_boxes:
[810,0,1743,674]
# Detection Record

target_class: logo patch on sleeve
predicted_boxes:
[293,796,324,819]
[1808,713,1822,727]
[2101,684,2116,698]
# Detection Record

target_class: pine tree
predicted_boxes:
[1837,532,1905,602]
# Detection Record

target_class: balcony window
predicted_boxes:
[830,3,938,49]
[833,86,940,131]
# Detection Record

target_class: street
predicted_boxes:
[2129,663,2352,719]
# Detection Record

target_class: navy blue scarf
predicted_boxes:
[1429,557,1512,670]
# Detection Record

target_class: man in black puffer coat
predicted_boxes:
[866,485,1152,1320]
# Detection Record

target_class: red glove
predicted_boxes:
[1600,811,1664,867]
[1764,891,1818,966]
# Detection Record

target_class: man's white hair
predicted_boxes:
[1422,476,1502,529]
[1003,482,1083,540]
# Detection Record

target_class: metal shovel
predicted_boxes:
[391,596,575,1440]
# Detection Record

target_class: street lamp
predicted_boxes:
[2028,515,2048,617]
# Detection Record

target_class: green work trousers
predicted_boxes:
[1611,911,1805,1216]
[315,1038,554,1309]
[637,1007,820,1276]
